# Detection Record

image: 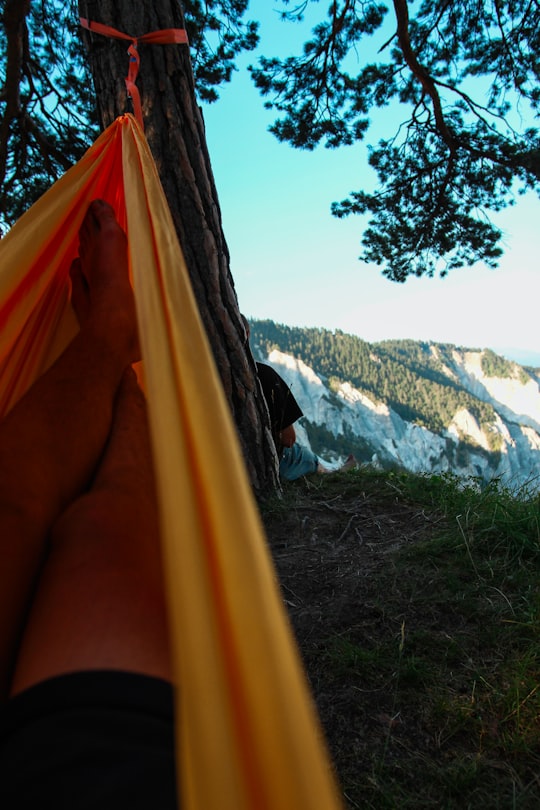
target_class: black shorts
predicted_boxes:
[0,670,178,809]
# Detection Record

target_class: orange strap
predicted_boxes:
[80,18,189,127]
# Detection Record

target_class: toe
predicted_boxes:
[88,199,117,228]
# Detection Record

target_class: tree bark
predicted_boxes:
[0,0,30,189]
[78,0,279,492]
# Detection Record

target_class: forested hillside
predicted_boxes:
[250,320,503,433]
[248,320,540,485]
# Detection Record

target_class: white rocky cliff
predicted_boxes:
[259,348,540,488]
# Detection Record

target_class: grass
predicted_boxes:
[263,469,540,809]
[365,473,540,807]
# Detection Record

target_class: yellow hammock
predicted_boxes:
[0,114,343,810]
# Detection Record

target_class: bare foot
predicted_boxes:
[317,453,358,475]
[340,454,358,472]
[70,200,139,363]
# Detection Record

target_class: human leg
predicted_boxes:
[0,200,138,697]
[280,444,358,481]
[279,442,319,481]
[10,367,171,696]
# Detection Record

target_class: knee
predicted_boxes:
[279,443,318,481]
[49,489,163,585]
[50,491,129,562]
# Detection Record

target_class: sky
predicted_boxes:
[201,4,539,366]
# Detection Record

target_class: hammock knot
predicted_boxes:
[79,18,188,129]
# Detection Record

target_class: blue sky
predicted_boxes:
[202,4,539,365]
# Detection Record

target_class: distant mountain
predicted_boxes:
[249,320,540,488]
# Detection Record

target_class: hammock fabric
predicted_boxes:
[0,114,343,810]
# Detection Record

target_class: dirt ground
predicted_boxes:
[260,472,473,809]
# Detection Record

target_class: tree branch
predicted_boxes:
[22,111,73,173]
[391,0,459,225]
[392,0,456,151]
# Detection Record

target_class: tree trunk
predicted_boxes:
[79,0,279,493]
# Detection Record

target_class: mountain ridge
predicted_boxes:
[249,320,540,488]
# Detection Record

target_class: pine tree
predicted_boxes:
[251,0,540,280]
